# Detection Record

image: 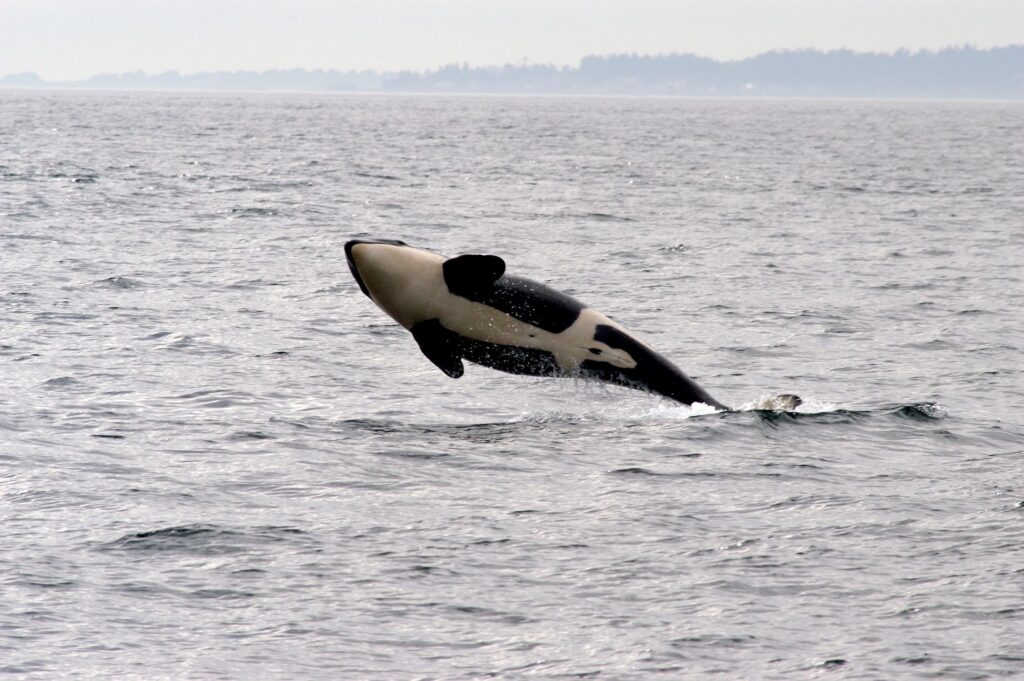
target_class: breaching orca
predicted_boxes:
[345,238,731,410]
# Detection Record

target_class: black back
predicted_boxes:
[448,273,584,334]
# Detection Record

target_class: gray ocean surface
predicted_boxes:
[1,91,1023,679]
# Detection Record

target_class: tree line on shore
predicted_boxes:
[3,46,1021,98]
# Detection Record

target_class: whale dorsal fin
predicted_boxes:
[443,254,506,295]
[411,319,465,378]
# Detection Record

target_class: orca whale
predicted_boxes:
[345,238,730,410]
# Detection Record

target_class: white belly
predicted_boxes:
[438,303,639,374]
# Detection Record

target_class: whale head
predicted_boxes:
[345,239,445,328]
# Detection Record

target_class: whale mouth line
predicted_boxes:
[344,241,371,298]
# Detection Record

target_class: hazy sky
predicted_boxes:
[2,0,1022,80]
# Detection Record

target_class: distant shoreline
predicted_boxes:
[1,88,1022,105]
[3,46,1022,100]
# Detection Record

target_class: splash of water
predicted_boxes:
[738,394,837,413]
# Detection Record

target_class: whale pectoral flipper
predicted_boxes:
[411,319,465,378]
[443,254,506,295]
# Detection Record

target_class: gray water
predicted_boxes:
[1,91,1023,679]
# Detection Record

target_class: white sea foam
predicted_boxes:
[640,400,724,419]
[738,393,837,413]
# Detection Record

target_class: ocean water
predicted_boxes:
[1,91,1022,679]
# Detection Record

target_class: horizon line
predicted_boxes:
[4,43,1021,82]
